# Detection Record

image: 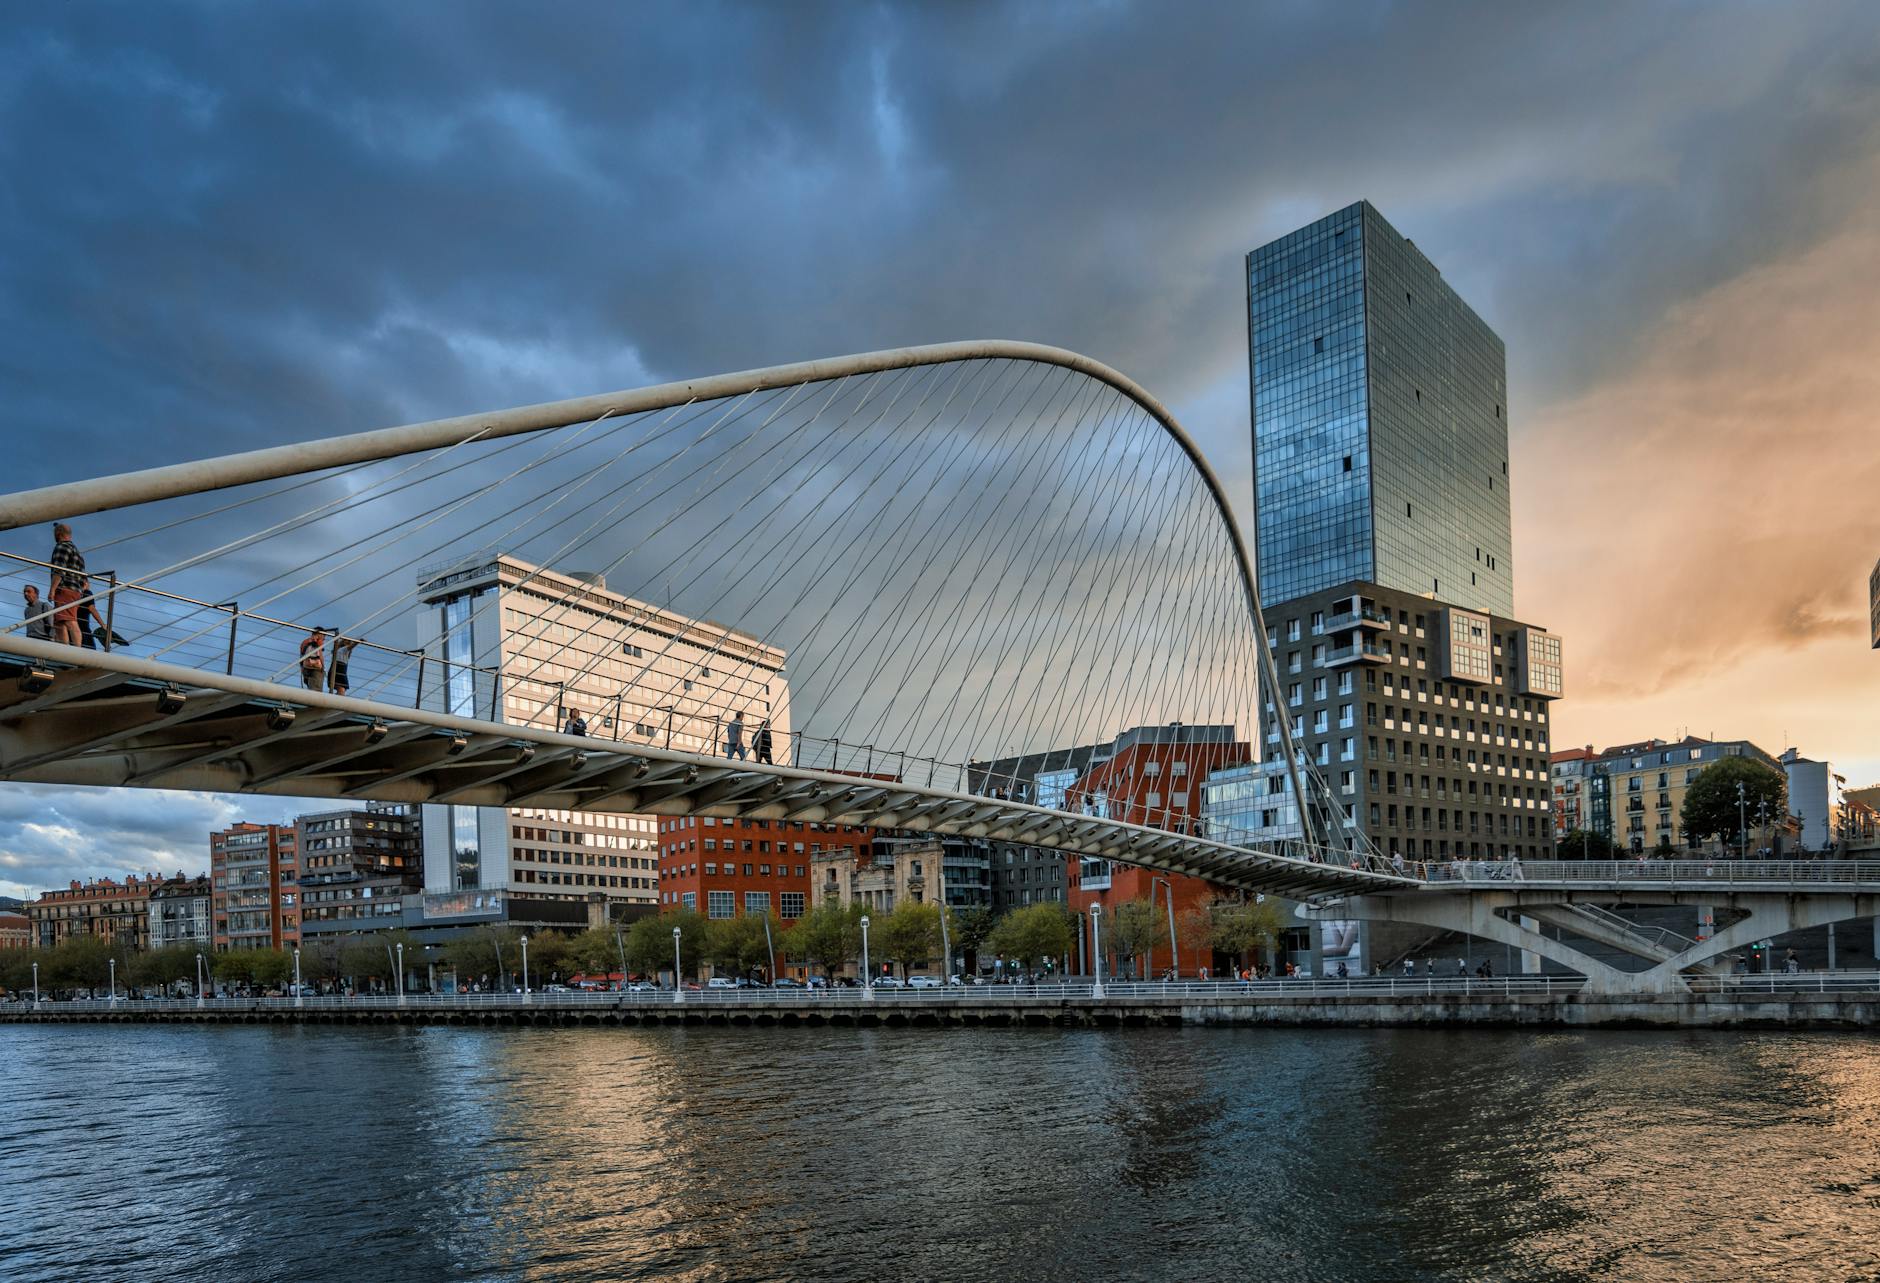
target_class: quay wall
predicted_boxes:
[3,993,1877,1030]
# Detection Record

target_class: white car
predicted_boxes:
[906,976,941,989]
[705,977,737,989]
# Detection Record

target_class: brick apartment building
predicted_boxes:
[211,822,300,950]
[658,816,872,924]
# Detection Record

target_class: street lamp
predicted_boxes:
[520,934,531,996]
[32,960,39,1007]
[195,951,204,1005]
[1089,904,1105,998]
[108,957,117,1001]
[762,915,776,985]
[860,915,872,1000]
[1150,876,1179,980]
[293,946,302,1006]
[395,942,405,1001]
[672,926,683,1003]
[1738,781,1748,862]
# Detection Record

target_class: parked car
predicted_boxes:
[907,976,941,989]
[705,977,737,990]
[625,980,659,992]
[873,975,905,989]
[543,984,571,993]
[773,978,806,989]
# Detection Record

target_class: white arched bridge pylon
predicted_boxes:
[0,340,1401,898]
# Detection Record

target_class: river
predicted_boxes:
[1,1025,1876,1281]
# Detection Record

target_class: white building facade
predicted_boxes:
[416,554,791,908]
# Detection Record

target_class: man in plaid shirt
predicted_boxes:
[48,522,88,647]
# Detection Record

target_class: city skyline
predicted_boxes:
[2,4,1878,899]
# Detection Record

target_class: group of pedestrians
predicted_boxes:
[20,522,122,650]
[297,626,361,694]
[722,711,774,764]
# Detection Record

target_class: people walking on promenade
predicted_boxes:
[328,636,358,696]
[725,711,747,760]
[299,627,328,691]
[754,718,773,764]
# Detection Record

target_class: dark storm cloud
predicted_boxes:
[3,0,1879,892]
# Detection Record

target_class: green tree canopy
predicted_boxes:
[877,901,941,978]
[986,903,1073,970]
[1559,828,1619,860]
[1681,757,1787,844]
[623,909,707,980]
[440,925,521,987]
[706,912,774,976]
[50,937,113,992]
[298,936,344,985]
[787,900,860,978]
[949,905,995,972]
[565,927,624,977]
[1109,898,1168,977]
[130,945,198,991]
[1200,898,1284,966]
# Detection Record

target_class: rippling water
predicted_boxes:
[3,1025,1878,1282]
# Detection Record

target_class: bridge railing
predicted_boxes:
[1424,859,1880,886]
[11,974,1592,1012]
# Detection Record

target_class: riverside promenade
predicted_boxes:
[7,975,1880,1030]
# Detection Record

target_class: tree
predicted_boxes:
[565,927,623,978]
[250,948,293,989]
[522,929,572,983]
[50,936,113,995]
[440,924,522,989]
[1681,757,1786,847]
[298,935,344,989]
[1109,898,1168,978]
[1559,828,1618,861]
[623,909,706,981]
[788,900,860,980]
[949,905,995,975]
[706,912,772,977]
[877,901,941,979]
[985,903,1073,971]
[130,945,197,994]
[0,947,45,995]
[1202,897,1284,970]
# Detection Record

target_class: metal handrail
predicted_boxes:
[1426,859,1880,885]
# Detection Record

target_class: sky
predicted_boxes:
[1,1,1877,897]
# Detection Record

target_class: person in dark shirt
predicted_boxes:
[22,585,54,642]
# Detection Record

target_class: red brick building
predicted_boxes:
[26,874,166,950]
[657,816,870,924]
[1066,724,1251,978]
[0,911,30,950]
[212,822,300,951]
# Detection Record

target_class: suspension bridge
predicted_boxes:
[3,339,1876,993]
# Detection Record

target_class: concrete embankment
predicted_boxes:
[4,992,1877,1030]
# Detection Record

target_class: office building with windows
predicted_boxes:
[297,803,424,938]
[1249,200,1514,614]
[1243,203,1562,866]
[1208,585,1560,862]
[416,554,790,914]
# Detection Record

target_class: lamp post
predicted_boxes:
[672,926,683,1003]
[1089,904,1105,998]
[938,903,952,983]
[108,957,117,1001]
[32,960,39,1007]
[1151,876,1179,979]
[293,946,302,1006]
[860,915,873,1000]
[520,934,530,997]
[195,951,204,1005]
[1738,781,1748,862]
[762,915,776,985]
[395,942,405,1001]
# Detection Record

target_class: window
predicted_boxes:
[744,892,770,915]
[780,892,805,920]
[707,891,734,919]
[1342,455,1352,473]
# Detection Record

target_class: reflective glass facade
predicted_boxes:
[1249,202,1513,615]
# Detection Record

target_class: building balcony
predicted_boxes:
[1327,605,1392,633]
[1326,643,1391,668]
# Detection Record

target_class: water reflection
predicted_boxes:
[2,1025,1877,1282]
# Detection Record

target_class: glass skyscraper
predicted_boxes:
[1247,201,1513,615]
